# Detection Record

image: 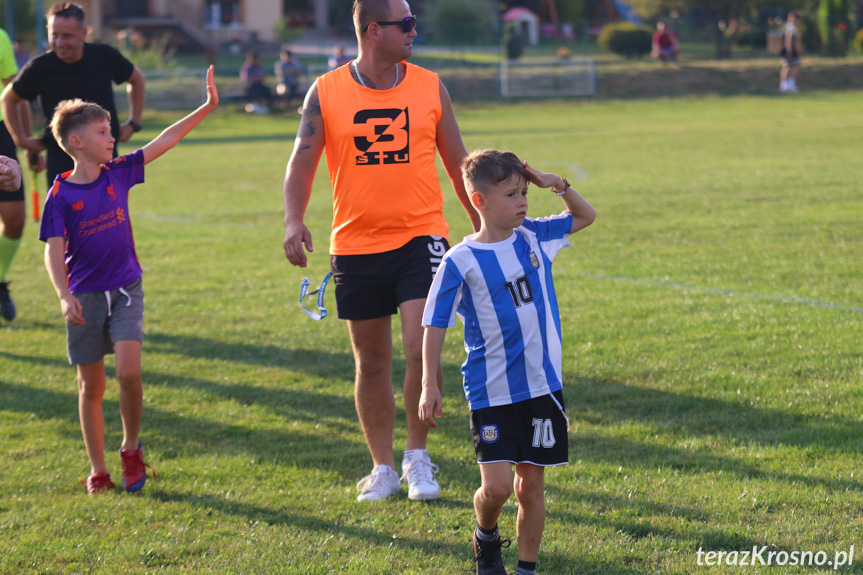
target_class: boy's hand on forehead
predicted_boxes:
[523,161,564,191]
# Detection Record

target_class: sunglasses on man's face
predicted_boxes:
[363,15,417,34]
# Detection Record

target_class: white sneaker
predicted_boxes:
[401,450,440,501]
[356,465,401,502]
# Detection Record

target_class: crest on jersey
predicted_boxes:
[529,251,540,269]
[480,425,499,444]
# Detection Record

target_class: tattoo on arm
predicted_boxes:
[302,91,322,120]
[294,90,322,155]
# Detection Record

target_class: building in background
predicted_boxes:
[94,0,294,50]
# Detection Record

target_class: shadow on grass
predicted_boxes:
[560,378,863,494]
[5,343,863,494]
[6,339,863,563]
[0,343,473,484]
[149,490,470,556]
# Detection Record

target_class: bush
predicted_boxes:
[597,22,652,59]
[502,23,524,60]
[273,19,304,46]
[429,0,495,46]
[798,14,821,53]
[733,25,767,49]
[856,27,863,52]
[818,0,852,56]
[118,31,176,70]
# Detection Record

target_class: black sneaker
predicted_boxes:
[472,529,511,575]
[0,282,15,321]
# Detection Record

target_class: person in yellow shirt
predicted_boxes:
[282,0,479,502]
[0,26,32,321]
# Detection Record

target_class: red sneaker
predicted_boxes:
[120,442,155,492]
[82,471,115,495]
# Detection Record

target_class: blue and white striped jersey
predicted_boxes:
[422,212,574,410]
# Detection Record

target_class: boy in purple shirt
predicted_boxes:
[39,66,219,494]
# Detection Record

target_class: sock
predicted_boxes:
[0,234,22,283]
[402,449,426,463]
[476,524,499,541]
[516,560,537,575]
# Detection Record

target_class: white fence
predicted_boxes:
[117,61,597,111]
[500,58,596,98]
[114,69,208,111]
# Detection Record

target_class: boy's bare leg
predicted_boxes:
[475,462,514,530]
[398,298,442,451]
[114,340,143,452]
[348,317,396,470]
[77,361,107,476]
[514,463,547,562]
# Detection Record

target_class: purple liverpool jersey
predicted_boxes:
[39,150,145,293]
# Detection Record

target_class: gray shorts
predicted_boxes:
[66,277,145,365]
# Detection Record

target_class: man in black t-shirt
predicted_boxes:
[0,2,146,186]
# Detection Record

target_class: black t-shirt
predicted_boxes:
[12,43,134,151]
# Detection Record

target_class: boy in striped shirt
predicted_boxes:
[419,149,596,575]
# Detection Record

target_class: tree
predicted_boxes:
[0,0,37,46]
[818,0,852,55]
[626,0,811,58]
[430,0,495,45]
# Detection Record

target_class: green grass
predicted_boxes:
[2,92,862,574]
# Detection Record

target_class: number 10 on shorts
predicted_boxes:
[532,418,556,448]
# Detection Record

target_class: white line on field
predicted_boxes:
[135,212,281,232]
[578,271,863,315]
[135,213,860,316]
[559,163,589,183]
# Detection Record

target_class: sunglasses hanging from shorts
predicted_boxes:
[298,273,331,321]
[363,15,417,34]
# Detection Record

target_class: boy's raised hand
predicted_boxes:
[205,65,219,107]
[524,161,565,192]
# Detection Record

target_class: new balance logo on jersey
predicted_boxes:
[71,201,84,211]
[354,107,410,166]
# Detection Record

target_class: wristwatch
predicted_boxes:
[554,176,571,196]
[126,120,142,133]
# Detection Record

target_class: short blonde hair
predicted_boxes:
[461,149,528,194]
[50,99,110,152]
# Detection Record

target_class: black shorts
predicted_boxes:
[0,122,25,202]
[470,390,569,467]
[330,235,449,320]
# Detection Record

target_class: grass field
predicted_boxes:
[1,91,862,574]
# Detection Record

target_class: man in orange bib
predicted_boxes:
[283,0,478,502]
